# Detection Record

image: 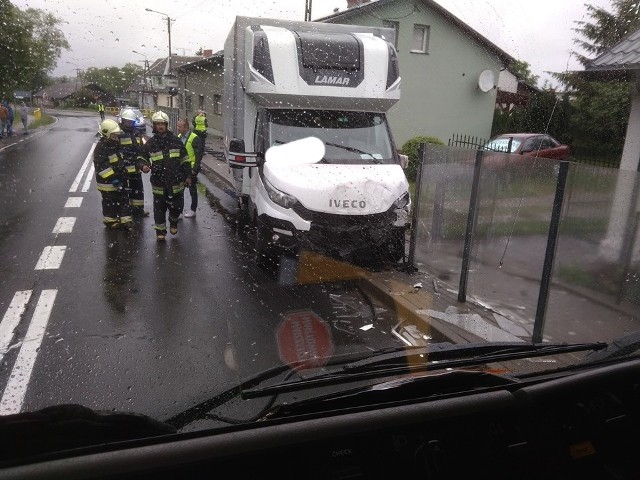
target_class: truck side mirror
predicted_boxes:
[398,154,409,169]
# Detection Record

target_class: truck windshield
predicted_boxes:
[267,110,395,164]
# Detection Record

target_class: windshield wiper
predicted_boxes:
[241,341,605,398]
[583,330,640,363]
[323,141,381,162]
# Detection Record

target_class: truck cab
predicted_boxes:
[224,17,409,266]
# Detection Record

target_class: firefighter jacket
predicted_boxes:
[93,137,127,192]
[118,131,144,175]
[139,131,191,196]
[178,130,204,174]
[192,113,207,133]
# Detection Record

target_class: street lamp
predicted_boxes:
[145,7,176,108]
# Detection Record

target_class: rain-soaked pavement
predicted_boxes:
[0,112,409,421]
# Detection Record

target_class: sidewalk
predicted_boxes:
[0,114,35,151]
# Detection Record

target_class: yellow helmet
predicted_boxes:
[99,119,122,137]
[151,111,169,124]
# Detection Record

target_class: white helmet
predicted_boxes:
[99,119,122,137]
[151,111,169,124]
[120,108,137,121]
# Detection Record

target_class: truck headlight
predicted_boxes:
[263,177,298,209]
[394,192,410,209]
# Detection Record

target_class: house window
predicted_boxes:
[198,94,205,111]
[411,24,430,53]
[382,20,399,48]
[185,95,192,112]
[214,94,222,115]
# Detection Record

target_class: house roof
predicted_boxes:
[147,55,203,76]
[34,82,108,99]
[317,0,516,67]
[586,27,640,72]
[177,51,224,72]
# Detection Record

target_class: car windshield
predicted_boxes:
[1,0,639,473]
[484,136,522,152]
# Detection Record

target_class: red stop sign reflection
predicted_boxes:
[276,310,335,370]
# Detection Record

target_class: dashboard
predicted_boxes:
[2,358,639,479]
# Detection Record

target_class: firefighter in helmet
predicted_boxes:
[138,111,191,241]
[93,119,133,230]
[118,108,149,217]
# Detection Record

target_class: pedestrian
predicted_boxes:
[176,118,204,218]
[97,101,105,121]
[118,108,149,217]
[138,111,191,242]
[93,119,133,230]
[0,102,8,139]
[192,110,208,145]
[20,102,28,134]
[4,101,14,137]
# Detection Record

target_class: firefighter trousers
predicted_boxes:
[153,189,183,234]
[101,189,132,227]
[128,173,145,214]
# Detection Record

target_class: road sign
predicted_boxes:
[276,310,334,370]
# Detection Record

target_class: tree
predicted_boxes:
[82,63,143,97]
[510,60,540,88]
[0,0,69,98]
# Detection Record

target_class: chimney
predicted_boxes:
[346,0,370,8]
[203,49,213,57]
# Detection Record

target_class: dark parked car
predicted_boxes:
[483,133,571,160]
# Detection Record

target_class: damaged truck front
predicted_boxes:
[223,16,409,266]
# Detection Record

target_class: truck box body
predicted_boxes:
[223,16,409,264]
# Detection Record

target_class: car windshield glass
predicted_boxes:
[1,0,638,468]
[267,110,394,164]
[485,137,521,152]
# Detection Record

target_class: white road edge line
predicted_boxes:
[69,142,96,193]
[0,289,57,415]
[34,246,67,270]
[0,291,33,363]
[81,164,95,192]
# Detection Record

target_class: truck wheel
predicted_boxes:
[255,220,277,270]
[387,229,406,263]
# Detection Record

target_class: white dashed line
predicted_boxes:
[0,291,32,362]
[52,217,76,234]
[81,163,95,192]
[69,142,96,192]
[65,197,83,208]
[34,246,67,270]
[0,289,57,415]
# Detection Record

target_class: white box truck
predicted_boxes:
[223,16,410,266]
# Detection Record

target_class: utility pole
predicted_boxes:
[305,0,312,21]
[145,8,176,109]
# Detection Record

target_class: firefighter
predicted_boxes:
[93,119,133,230]
[138,111,191,242]
[192,110,208,145]
[118,108,149,217]
[97,101,105,121]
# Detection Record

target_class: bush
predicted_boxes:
[399,135,444,182]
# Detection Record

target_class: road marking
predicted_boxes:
[0,291,32,362]
[0,289,57,415]
[69,142,96,193]
[81,163,95,192]
[34,246,67,270]
[52,217,76,234]
[65,197,83,208]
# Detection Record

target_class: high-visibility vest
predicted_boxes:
[98,103,105,112]
[194,114,207,132]
[181,131,199,168]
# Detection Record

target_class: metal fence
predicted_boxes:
[448,133,488,150]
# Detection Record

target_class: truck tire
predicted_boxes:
[254,218,277,269]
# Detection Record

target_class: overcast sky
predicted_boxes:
[13,0,612,87]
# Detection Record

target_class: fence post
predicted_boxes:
[458,148,484,303]
[406,143,427,272]
[532,160,570,343]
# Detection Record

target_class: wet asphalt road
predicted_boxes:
[0,113,404,423]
